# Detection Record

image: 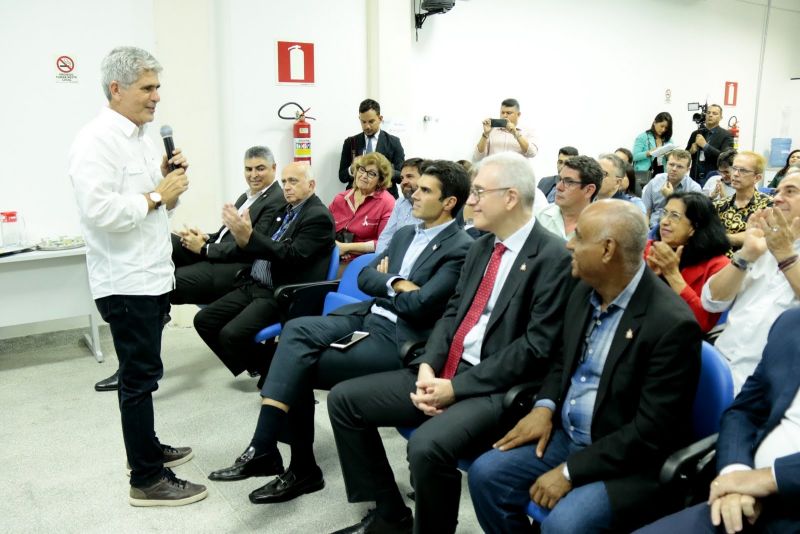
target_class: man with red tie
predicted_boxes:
[327,152,575,534]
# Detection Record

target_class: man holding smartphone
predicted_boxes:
[474,98,538,161]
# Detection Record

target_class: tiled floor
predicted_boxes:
[0,323,483,533]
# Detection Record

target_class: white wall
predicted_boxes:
[394,0,800,179]
[0,0,156,242]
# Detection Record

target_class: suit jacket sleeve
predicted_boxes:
[241,205,333,267]
[704,130,733,163]
[388,135,405,173]
[339,136,355,185]
[565,317,702,485]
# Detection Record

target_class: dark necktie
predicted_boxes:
[365,135,375,154]
[441,242,507,379]
[250,208,299,286]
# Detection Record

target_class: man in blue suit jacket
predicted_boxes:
[207,161,473,505]
[637,307,800,533]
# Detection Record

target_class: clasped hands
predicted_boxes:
[409,363,454,416]
[176,226,208,254]
[707,468,777,533]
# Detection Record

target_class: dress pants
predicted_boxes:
[327,366,508,534]
[634,499,800,534]
[95,294,170,487]
[261,313,406,449]
[193,281,279,376]
[468,429,613,534]
[170,234,247,305]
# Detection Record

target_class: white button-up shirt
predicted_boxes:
[69,107,174,299]
[701,241,800,393]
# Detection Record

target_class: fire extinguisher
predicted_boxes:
[278,102,316,164]
[728,116,739,150]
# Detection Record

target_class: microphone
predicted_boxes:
[160,125,178,172]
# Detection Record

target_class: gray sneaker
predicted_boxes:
[129,469,208,507]
[126,444,194,476]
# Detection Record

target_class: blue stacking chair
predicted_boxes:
[253,246,340,344]
[526,340,735,524]
[253,251,374,344]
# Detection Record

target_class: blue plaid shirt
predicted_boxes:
[536,262,645,446]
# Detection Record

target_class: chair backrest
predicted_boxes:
[326,246,340,281]
[338,253,375,301]
[321,253,375,316]
[693,341,735,438]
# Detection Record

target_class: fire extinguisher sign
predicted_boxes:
[277,41,315,85]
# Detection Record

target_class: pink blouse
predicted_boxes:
[328,189,395,259]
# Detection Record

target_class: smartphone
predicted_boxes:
[330,331,370,349]
[490,118,508,128]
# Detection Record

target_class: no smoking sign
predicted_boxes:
[55,54,78,84]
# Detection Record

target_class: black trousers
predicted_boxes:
[95,293,170,487]
[193,281,279,376]
[327,367,509,534]
[170,234,247,305]
[260,313,406,450]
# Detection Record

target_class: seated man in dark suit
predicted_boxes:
[194,162,334,378]
[207,160,474,506]
[338,98,405,195]
[93,146,287,392]
[537,146,579,203]
[636,307,800,534]
[171,145,287,305]
[468,200,702,533]
[326,152,576,534]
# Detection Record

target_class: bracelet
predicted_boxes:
[778,254,799,272]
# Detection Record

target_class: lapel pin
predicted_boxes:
[625,329,633,339]
[520,263,527,271]
[432,244,439,251]
[276,216,282,222]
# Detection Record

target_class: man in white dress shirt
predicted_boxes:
[68,46,207,506]
[701,169,800,393]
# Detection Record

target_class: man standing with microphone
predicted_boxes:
[68,46,207,506]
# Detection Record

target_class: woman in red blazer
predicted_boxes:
[645,191,730,332]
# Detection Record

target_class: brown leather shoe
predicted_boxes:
[129,469,208,507]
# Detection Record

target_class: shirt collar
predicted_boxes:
[415,218,455,241]
[495,215,536,254]
[288,195,311,214]
[248,179,278,200]
[590,261,646,312]
[102,106,146,139]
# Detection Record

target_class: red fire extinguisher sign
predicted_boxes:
[277,41,315,84]
[724,81,738,107]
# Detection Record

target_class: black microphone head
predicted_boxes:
[160,125,173,138]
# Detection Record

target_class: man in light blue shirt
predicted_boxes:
[642,150,702,227]
[376,157,430,253]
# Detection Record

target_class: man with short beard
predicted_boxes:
[376,158,431,254]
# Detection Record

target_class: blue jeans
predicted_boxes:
[96,294,170,487]
[468,428,613,534]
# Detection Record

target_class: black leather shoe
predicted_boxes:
[331,508,413,534]
[208,446,284,481]
[249,466,324,504]
[94,370,120,392]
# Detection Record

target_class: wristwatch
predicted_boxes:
[730,253,750,271]
[148,191,163,209]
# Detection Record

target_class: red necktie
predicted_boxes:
[441,242,507,379]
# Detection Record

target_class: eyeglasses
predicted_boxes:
[556,177,584,188]
[661,210,686,223]
[731,166,756,176]
[469,187,510,201]
[356,166,379,179]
